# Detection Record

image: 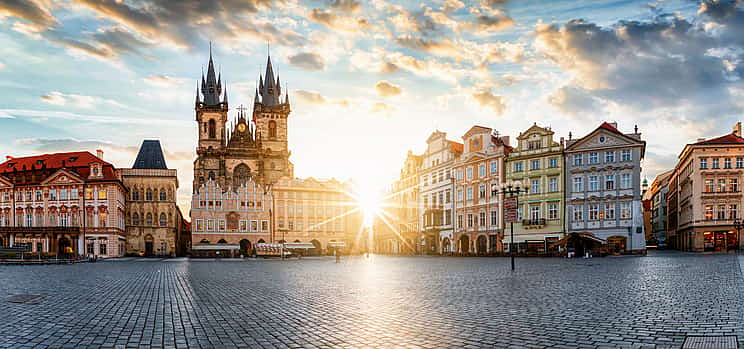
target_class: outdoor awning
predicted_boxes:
[549,232,606,247]
[192,244,240,250]
[282,242,316,249]
[327,241,346,248]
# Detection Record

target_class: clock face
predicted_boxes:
[238,123,247,133]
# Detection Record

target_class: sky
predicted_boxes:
[1,0,744,213]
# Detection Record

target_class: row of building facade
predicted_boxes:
[375,121,647,255]
[644,122,744,252]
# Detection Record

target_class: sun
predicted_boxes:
[356,186,382,228]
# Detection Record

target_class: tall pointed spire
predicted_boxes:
[254,88,260,104]
[202,41,221,106]
[260,53,281,106]
[195,81,200,105]
[223,80,228,105]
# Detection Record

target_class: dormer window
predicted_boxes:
[7,162,14,168]
[69,157,78,162]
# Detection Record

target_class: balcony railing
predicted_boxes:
[522,218,546,227]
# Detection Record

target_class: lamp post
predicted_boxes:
[734,218,743,253]
[494,182,528,271]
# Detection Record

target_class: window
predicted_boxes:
[620,202,632,219]
[725,158,732,169]
[705,179,715,193]
[132,189,139,200]
[219,220,226,231]
[573,206,583,221]
[700,158,708,169]
[25,213,32,227]
[604,203,615,220]
[549,177,558,192]
[718,179,726,192]
[35,191,42,201]
[622,150,632,161]
[713,158,720,169]
[208,119,216,138]
[466,167,473,179]
[738,158,743,169]
[146,213,153,226]
[478,185,486,199]
[269,120,277,138]
[549,158,558,168]
[517,207,523,220]
[589,152,598,164]
[71,189,78,199]
[530,205,540,220]
[718,204,727,220]
[531,160,540,170]
[491,210,498,225]
[467,214,473,228]
[589,176,599,191]
[514,162,523,172]
[479,211,486,226]
[146,189,153,201]
[479,165,486,177]
[261,220,269,231]
[422,175,428,186]
[159,213,166,226]
[730,178,739,192]
[133,213,140,226]
[445,211,451,225]
[605,175,615,190]
[548,204,558,220]
[574,154,583,166]
[588,204,599,220]
[49,190,56,201]
[457,215,463,229]
[99,243,107,256]
[528,140,541,150]
[573,177,583,192]
[605,151,615,163]
[531,179,540,194]
[456,169,463,180]
[621,174,631,189]
[457,189,463,201]
[60,189,67,200]
[445,190,451,203]
[490,161,497,174]
[466,187,473,200]
[26,191,31,201]
[160,190,167,201]
[730,204,738,220]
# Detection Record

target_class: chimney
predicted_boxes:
[734,122,742,137]
[560,137,565,146]
[96,149,104,160]
[609,121,618,129]
[5,156,13,161]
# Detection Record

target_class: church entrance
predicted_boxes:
[144,235,154,256]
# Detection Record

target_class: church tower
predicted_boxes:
[194,45,229,191]
[253,54,293,184]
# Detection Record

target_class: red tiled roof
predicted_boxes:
[599,122,620,133]
[693,133,744,145]
[448,141,463,154]
[0,151,118,183]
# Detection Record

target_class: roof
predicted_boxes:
[0,151,118,184]
[448,141,463,154]
[599,121,620,133]
[693,133,744,145]
[132,140,168,169]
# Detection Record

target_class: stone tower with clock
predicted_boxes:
[193,48,293,193]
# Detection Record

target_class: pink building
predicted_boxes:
[0,151,127,258]
[190,179,272,256]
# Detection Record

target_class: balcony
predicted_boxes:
[701,190,741,198]
[521,218,546,228]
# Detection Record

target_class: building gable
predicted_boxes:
[41,168,85,185]
[0,175,12,189]
[566,128,642,152]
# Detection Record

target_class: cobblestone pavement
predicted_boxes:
[1,251,743,349]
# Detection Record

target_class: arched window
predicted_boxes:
[208,119,216,139]
[132,188,139,201]
[132,213,139,226]
[208,171,215,180]
[146,213,153,226]
[233,164,251,188]
[159,213,166,226]
[159,189,166,201]
[268,120,277,138]
[146,189,153,201]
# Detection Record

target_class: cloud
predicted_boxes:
[295,90,350,107]
[469,13,515,32]
[143,74,187,87]
[0,0,56,28]
[308,7,370,32]
[46,26,150,60]
[375,80,402,97]
[329,0,362,14]
[40,92,97,109]
[547,86,603,117]
[472,88,506,115]
[288,52,326,70]
[371,102,394,115]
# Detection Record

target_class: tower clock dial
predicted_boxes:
[238,123,246,133]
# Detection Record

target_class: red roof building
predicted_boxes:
[0,151,127,258]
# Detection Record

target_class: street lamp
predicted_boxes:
[734,218,743,253]
[494,181,529,271]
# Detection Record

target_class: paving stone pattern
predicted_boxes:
[1,251,743,348]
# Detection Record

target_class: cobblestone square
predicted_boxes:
[1,251,743,348]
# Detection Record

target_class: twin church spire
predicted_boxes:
[195,43,289,109]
